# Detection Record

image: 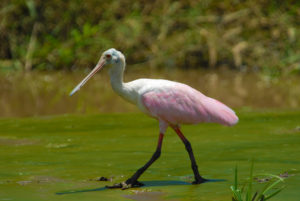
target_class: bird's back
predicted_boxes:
[140,79,238,126]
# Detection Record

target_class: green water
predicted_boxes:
[0,111,299,201]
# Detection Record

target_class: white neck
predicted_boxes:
[108,60,135,104]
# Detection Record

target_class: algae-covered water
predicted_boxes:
[0,111,299,201]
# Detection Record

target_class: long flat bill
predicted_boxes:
[69,59,105,96]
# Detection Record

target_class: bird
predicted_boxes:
[69,48,239,189]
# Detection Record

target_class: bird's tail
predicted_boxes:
[204,97,239,126]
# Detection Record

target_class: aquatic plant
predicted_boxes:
[231,163,285,201]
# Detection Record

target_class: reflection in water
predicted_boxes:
[1,71,299,117]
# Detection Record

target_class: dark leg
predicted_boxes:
[172,126,207,184]
[107,133,164,189]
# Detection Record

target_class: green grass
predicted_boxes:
[231,162,286,201]
[0,111,299,200]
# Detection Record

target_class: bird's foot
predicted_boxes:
[106,180,144,190]
[192,177,208,184]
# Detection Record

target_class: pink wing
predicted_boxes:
[142,83,238,126]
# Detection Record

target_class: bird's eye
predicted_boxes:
[106,54,111,59]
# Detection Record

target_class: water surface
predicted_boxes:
[1,70,299,117]
[0,111,299,200]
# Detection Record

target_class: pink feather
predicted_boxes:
[142,82,238,126]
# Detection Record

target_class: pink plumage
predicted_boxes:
[142,82,238,127]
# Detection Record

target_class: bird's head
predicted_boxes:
[101,48,125,65]
[69,48,125,96]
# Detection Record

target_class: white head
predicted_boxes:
[69,48,125,96]
[102,48,125,65]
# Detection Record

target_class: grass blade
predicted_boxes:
[246,160,254,201]
[264,186,285,200]
[255,174,285,201]
[231,165,243,201]
[262,179,283,195]
[251,192,258,201]
[234,164,238,190]
[256,174,284,182]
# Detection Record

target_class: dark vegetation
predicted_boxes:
[0,0,300,76]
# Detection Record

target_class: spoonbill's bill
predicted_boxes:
[70,48,238,189]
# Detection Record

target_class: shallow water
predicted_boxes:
[0,111,299,200]
[0,70,299,117]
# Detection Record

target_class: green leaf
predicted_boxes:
[255,175,284,201]
[262,179,283,195]
[234,164,238,190]
[246,161,254,201]
[264,186,285,200]
[256,174,284,182]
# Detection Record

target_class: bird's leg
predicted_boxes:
[106,133,164,189]
[172,126,207,184]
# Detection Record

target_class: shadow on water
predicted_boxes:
[142,179,225,187]
[56,179,225,195]
[56,186,107,195]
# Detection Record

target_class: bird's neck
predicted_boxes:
[108,60,135,103]
[109,61,124,88]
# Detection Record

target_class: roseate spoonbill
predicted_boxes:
[70,48,238,189]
